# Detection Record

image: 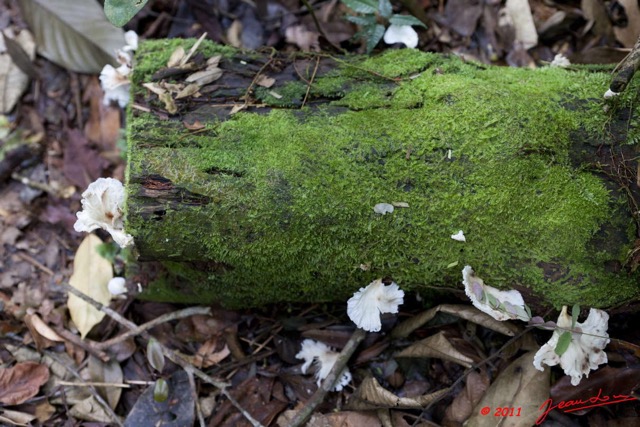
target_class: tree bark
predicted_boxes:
[125,41,640,308]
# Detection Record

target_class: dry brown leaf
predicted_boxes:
[68,234,112,338]
[256,75,275,88]
[69,395,113,423]
[88,355,123,409]
[23,311,64,350]
[142,82,166,96]
[346,374,450,410]
[307,411,382,427]
[392,304,518,339]
[34,401,56,423]
[443,370,490,423]
[83,77,121,151]
[183,120,205,131]
[194,339,230,368]
[185,68,223,86]
[613,0,640,47]
[285,25,319,51]
[467,351,549,427]
[158,92,177,114]
[0,409,37,426]
[175,83,200,99]
[0,361,50,405]
[227,20,243,48]
[395,331,475,368]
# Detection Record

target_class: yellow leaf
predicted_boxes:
[68,234,112,338]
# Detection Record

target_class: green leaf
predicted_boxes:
[378,0,392,18]
[104,0,149,27]
[153,378,169,403]
[364,24,385,54]
[346,15,378,26]
[571,304,580,328]
[147,338,165,372]
[17,0,125,73]
[389,14,427,28]
[554,331,572,356]
[96,242,119,263]
[342,0,378,14]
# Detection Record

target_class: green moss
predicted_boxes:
[126,41,640,308]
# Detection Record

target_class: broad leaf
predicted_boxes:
[571,304,580,328]
[104,0,149,27]
[378,0,392,18]
[68,234,113,338]
[18,0,125,73]
[389,14,427,28]
[147,338,165,372]
[341,0,377,14]
[345,15,377,27]
[88,356,123,409]
[0,362,50,405]
[0,30,36,113]
[153,378,169,403]
[365,24,385,53]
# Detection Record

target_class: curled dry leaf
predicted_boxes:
[395,331,475,368]
[167,46,185,68]
[346,374,450,410]
[391,304,518,339]
[0,29,36,113]
[0,361,50,405]
[468,351,548,427]
[443,370,490,424]
[88,355,123,409]
[23,312,64,350]
[185,68,223,86]
[256,75,275,88]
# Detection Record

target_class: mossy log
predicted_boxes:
[126,40,640,308]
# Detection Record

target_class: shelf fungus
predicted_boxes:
[533,306,610,386]
[295,339,352,391]
[74,178,134,248]
[347,279,404,332]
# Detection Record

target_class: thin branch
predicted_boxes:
[61,283,265,427]
[94,306,212,351]
[52,325,110,362]
[287,328,367,427]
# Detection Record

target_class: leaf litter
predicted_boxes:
[2,0,640,425]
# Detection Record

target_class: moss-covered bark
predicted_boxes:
[126,40,640,308]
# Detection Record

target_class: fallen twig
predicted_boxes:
[286,327,367,427]
[94,306,212,351]
[61,282,265,427]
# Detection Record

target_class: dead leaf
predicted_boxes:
[0,409,37,426]
[392,304,518,339]
[445,0,483,37]
[175,83,200,99]
[34,401,56,423]
[505,0,538,50]
[0,29,36,113]
[88,355,123,409]
[193,339,230,368]
[0,361,50,405]
[63,129,109,190]
[83,77,121,151]
[185,68,223,86]
[167,46,185,68]
[227,20,243,48]
[23,311,64,350]
[285,25,319,51]
[69,395,113,423]
[158,92,177,114]
[347,374,450,410]
[68,234,113,338]
[183,120,205,131]
[396,331,475,368]
[467,351,549,427]
[613,0,640,47]
[256,75,275,88]
[443,370,490,424]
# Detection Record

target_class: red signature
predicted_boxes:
[536,388,636,424]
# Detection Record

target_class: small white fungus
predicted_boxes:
[383,24,419,49]
[74,178,134,248]
[604,89,619,99]
[462,266,530,321]
[295,339,352,391]
[550,53,571,68]
[451,230,466,242]
[347,279,404,332]
[108,277,127,295]
[533,306,609,386]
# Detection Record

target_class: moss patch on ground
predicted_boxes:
[126,41,640,308]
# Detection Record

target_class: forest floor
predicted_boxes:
[1,0,640,426]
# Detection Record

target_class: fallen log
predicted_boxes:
[125,40,640,308]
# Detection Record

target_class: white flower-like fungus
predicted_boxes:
[295,339,352,391]
[373,203,394,215]
[100,31,138,107]
[604,89,619,99]
[347,279,404,332]
[462,266,530,321]
[74,178,134,248]
[383,24,419,48]
[108,277,127,295]
[533,306,609,386]
[451,230,466,242]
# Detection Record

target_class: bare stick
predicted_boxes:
[286,328,367,427]
[61,283,264,427]
[94,306,212,351]
[52,325,110,362]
